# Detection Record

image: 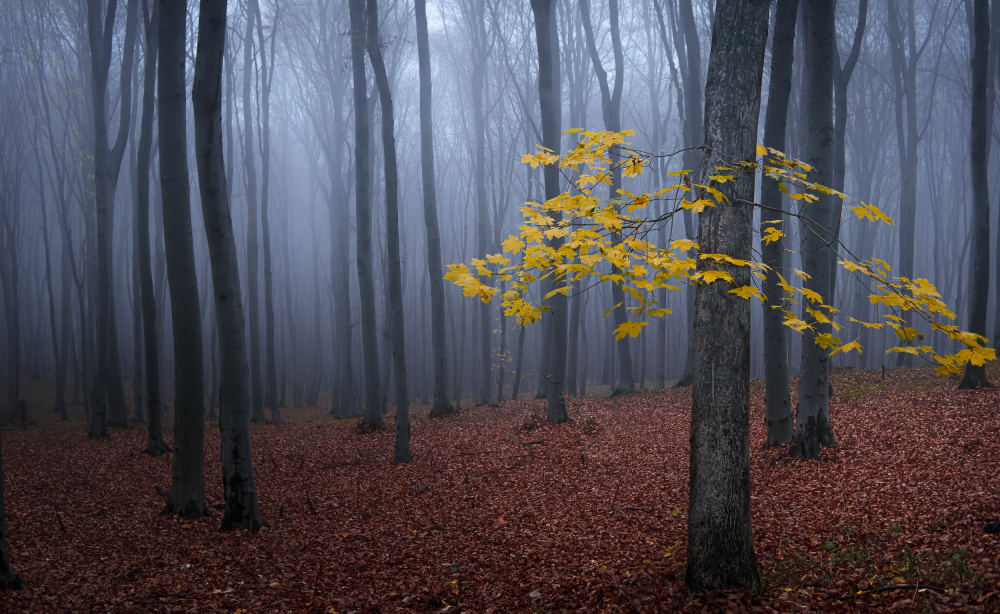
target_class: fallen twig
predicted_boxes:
[837,584,952,600]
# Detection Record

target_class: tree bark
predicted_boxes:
[790,0,838,459]
[687,0,768,593]
[138,0,169,456]
[415,0,453,418]
[530,0,569,424]
[366,0,410,463]
[960,0,991,389]
[349,0,382,426]
[0,430,20,589]
[193,0,264,531]
[760,0,797,448]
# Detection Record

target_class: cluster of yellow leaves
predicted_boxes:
[449,130,994,376]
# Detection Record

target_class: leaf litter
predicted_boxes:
[0,366,997,612]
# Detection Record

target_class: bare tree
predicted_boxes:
[193,0,264,531]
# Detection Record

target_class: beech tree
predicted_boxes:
[193,0,264,531]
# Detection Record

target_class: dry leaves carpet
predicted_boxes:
[0,367,998,613]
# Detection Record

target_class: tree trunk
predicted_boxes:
[530,0,569,424]
[0,430,20,589]
[86,0,139,437]
[415,0,452,417]
[240,5,266,424]
[249,0,281,424]
[138,0,169,457]
[960,0,991,389]
[365,0,410,463]
[686,0,768,593]
[790,0,838,460]
[760,0,797,448]
[193,0,264,531]
[349,0,382,426]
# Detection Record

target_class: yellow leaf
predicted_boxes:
[756,143,767,157]
[728,285,763,301]
[691,270,734,284]
[681,198,715,213]
[708,174,735,184]
[670,238,699,252]
[613,321,648,340]
[761,227,785,245]
[602,302,622,318]
[543,285,572,300]
[831,340,863,356]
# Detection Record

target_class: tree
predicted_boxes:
[960,0,991,389]
[530,0,569,424]
[86,0,139,436]
[686,0,769,591]
[365,0,410,463]
[159,0,211,515]
[349,0,382,427]
[760,0,798,448]
[415,0,453,418]
[137,0,169,456]
[240,1,266,424]
[790,0,838,460]
[193,0,264,531]
[579,0,635,394]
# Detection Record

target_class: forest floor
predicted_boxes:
[0,367,998,613]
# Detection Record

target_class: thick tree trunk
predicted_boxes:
[193,0,264,531]
[160,0,212,515]
[960,0,991,389]
[349,0,382,426]
[791,0,838,459]
[415,0,453,418]
[365,0,410,463]
[760,0,797,448]
[531,0,569,424]
[686,0,768,593]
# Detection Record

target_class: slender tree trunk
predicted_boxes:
[790,0,838,459]
[960,0,991,389]
[760,0,797,448]
[193,0,264,531]
[240,5,266,424]
[365,0,410,462]
[415,0,452,417]
[138,0,169,457]
[349,0,382,426]
[249,0,281,423]
[530,0,569,423]
[687,0,768,593]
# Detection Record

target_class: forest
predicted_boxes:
[0,0,998,611]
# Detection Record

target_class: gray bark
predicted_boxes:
[760,0,797,448]
[531,0,569,423]
[193,0,264,531]
[87,0,139,437]
[960,0,991,389]
[0,430,20,589]
[366,0,410,463]
[240,5,265,424]
[160,0,211,513]
[138,0,168,456]
[416,0,453,417]
[687,0,767,593]
[790,0,838,460]
[349,0,382,425]
[579,0,634,394]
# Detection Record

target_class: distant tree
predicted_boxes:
[415,0,453,418]
[349,0,382,427]
[193,0,264,530]
[86,0,139,436]
[530,0,570,423]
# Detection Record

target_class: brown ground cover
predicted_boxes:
[0,366,997,613]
